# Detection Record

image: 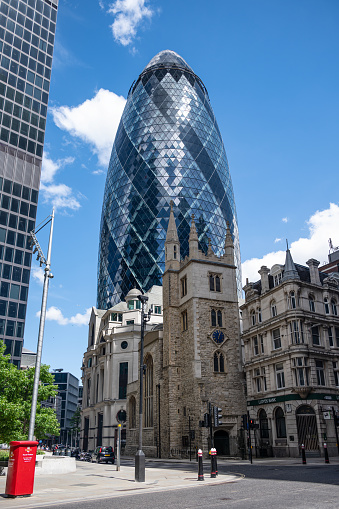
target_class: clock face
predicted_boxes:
[212,330,225,344]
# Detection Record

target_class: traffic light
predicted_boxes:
[214,406,222,427]
[242,414,248,430]
[204,412,210,428]
[249,419,259,430]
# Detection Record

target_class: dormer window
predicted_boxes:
[274,272,282,287]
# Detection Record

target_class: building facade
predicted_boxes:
[97,49,241,308]
[80,286,163,452]
[126,205,246,458]
[241,250,339,457]
[0,0,58,365]
[52,370,79,444]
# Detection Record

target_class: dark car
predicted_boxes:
[94,446,115,464]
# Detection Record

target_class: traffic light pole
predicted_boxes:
[209,403,214,448]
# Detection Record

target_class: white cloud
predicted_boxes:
[242,203,339,285]
[36,306,91,326]
[41,152,75,184]
[39,183,81,211]
[274,238,282,243]
[32,266,44,285]
[52,89,126,167]
[282,217,288,223]
[108,0,153,46]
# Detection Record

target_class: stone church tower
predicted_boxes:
[126,203,246,458]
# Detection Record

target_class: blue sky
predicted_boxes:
[23,0,339,380]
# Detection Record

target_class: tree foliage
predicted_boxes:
[0,340,60,443]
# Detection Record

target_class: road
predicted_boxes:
[34,458,339,509]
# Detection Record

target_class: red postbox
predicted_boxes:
[5,440,38,497]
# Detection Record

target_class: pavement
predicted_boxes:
[1,454,338,509]
[0,457,241,509]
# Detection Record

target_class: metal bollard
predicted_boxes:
[301,444,306,464]
[197,449,204,481]
[210,448,217,478]
[324,443,330,464]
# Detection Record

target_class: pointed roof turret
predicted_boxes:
[223,221,235,265]
[189,214,199,258]
[282,241,300,281]
[165,201,179,244]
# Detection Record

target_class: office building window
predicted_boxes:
[331,299,337,316]
[119,362,128,399]
[311,325,320,346]
[293,357,309,386]
[271,301,277,317]
[324,298,329,314]
[290,320,303,344]
[309,295,315,312]
[253,336,259,356]
[275,407,287,438]
[333,362,339,387]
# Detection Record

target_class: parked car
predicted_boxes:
[94,446,115,464]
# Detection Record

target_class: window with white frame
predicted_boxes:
[253,336,259,356]
[272,328,281,349]
[254,368,261,392]
[274,272,282,287]
[315,359,325,386]
[324,298,330,314]
[290,320,303,344]
[154,305,161,314]
[276,363,285,389]
[333,361,339,387]
[331,299,337,316]
[271,301,277,317]
[311,325,320,346]
[289,291,296,309]
[309,295,315,312]
[335,327,339,347]
[293,357,309,386]
[260,334,264,354]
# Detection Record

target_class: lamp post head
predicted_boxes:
[138,294,149,304]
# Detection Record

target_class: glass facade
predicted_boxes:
[0,0,58,365]
[98,50,241,308]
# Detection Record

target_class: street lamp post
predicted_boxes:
[135,293,151,482]
[28,210,55,441]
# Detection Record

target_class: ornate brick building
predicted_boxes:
[241,249,339,457]
[126,203,246,458]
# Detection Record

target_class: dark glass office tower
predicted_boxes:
[0,0,58,365]
[98,50,241,308]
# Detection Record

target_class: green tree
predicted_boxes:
[0,340,60,443]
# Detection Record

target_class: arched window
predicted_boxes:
[257,308,262,323]
[289,291,296,309]
[129,396,136,429]
[217,310,222,327]
[144,355,153,427]
[259,409,269,439]
[309,295,315,312]
[275,407,286,438]
[211,309,216,327]
[214,351,225,373]
[331,299,337,316]
[250,309,256,326]
[271,301,277,317]
[324,298,329,314]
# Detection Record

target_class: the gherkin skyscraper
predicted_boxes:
[97,50,241,308]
